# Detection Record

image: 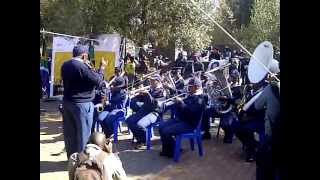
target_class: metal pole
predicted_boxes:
[40,30,98,41]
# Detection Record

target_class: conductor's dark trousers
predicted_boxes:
[62,101,94,158]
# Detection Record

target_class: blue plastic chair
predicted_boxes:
[173,106,205,162]
[112,96,130,143]
[132,102,166,150]
[95,95,130,141]
[216,118,222,139]
[130,116,163,150]
[145,120,162,150]
[145,102,168,150]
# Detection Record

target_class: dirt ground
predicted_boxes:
[40,99,256,180]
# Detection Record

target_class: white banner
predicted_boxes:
[52,36,79,52]
[95,34,121,67]
[50,37,79,97]
[49,34,121,97]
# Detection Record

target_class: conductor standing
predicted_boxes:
[61,45,106,158]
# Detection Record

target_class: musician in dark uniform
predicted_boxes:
[254,71,281,180]
[173,69,185,94]
[202,95,239,144]
[235,101,265,162]
[91,80,109,133]
[233,79,268,162]
[175,51,187,68]
[96,67,128,138]
[209,48,221,60]
[61,45,106,158]
[239,57,250,84]
[193,55,205,72]
[183,54,204,78]
[159,77,207,157]
[127,74,165,149]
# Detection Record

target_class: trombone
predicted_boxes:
[128,69,161,89]
[128,85,151,98]
[157,93,188,107]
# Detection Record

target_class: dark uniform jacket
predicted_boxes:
[176,93,207,128]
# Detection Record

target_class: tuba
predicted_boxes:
[162,71,177,97]
[204,63,233,104]
[238,41,279,112]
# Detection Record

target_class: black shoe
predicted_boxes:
[246,154,255,162]
[134,142,146,150]
[159,151,174,158]
[223,138,233,144]
[159,151,168,156]
[202,132,212,140]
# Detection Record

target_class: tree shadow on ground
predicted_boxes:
[115,138,175,177]
[40,161,68,173]
[40,133,64,144]
[40,120,63,135]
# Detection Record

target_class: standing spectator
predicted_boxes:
[125,56,136,85]
[193,54,205,73]
[124,53,131,65]
[209,48,221,60]
[224,46,232,60]
[61,45,107,158]
[175,51,187,68]
[240,58,250,84]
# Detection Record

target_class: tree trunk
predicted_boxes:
[154,39,176,62]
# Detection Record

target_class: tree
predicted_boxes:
[41,0,215,55]
[239,0,280,51]
[210,0,239,46]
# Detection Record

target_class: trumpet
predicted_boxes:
[128,86,150,98]
[129,69,162,90]
[157,93,188,107]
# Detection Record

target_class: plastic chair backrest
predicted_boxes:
[168,97,206,132]
[195,102,206,133]
[125,96,130,116]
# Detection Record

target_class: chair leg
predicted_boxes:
[174,136,182,162]
[113,121,119,143]
[118,121,122,133]
[151,127,154,138]
[189,138,195,151]
[196,136,204,157]
[96,121,100,132]
[146,126,152,150]
[216,120,221,139]
[127,126,131,135]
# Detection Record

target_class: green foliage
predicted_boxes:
[40,0,279,53]
[240,0,280,51]
[210,0,279,52]
[210,0,239,46]
[41,0,214,51]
